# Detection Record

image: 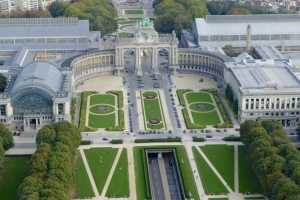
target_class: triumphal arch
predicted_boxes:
[115,18,178,75]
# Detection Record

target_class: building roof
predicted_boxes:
[0,17,92,38]
[229,62,300,94]
[195,14,300,36]
[12,61,63,96]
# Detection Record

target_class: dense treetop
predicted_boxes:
[240,120,300,200]
[153,0,208,34]
[48,0,118,35]
[18,121,81,200]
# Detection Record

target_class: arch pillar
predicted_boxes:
[152,47,159,74]
[136,48,142,76]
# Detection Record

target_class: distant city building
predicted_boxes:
[193,14,300,51]
[0,0,15,13]
[0,17,101,50]
[0,0,69,14]
[225,58,300,128]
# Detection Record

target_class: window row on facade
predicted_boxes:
[0,38,90,45]
[243,96,300,111]
[199,34,300,42]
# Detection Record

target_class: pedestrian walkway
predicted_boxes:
[183,142,207,200]
[80,149,100,197]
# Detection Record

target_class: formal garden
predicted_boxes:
[177,90,231,129]
[141,91,166,130]
[79,91,125,132]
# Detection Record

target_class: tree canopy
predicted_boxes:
[48,0,118,35]
[240,120,300,199]
[153,0,208,34]
[0,123,13,169]
[18,121,81,200]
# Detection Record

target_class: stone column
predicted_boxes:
[6,102,13,117]
[152,48,159,74]
[136,48,142,76]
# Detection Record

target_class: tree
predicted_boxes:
[48,1,68,17]
[154,0,207,34]
[65,0,118,35]
[239,120,300,199]
[0,123,13,150]
[154,14,176,33]
[0,74,6,92]
[297,123,300,139]
[19,121,81,200]
[36,125,56,146]
[227,5,251,15]
[0,142,4,168]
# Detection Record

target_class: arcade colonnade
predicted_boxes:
[71,48,229,85]
[72,50,117,83]
[177,49,229,80]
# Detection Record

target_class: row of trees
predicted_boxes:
[18,121,81,200]
[48,0,118,35]
[153,0,208,34]
[0,74,7,93]
[225,85,238,114]
[0,123,13,169]
[240,120,300,199]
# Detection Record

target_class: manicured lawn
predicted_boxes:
[191,110,221,126]
[87,92,124,131]
[238,146,262,193]
[134,147,151,200]
[106,149,129,197]
[125,9,144,15]
[186,91,213,104]
[193,147,228,194]
[88,113,115,128]
[90,94,115,106]
[74,152,94,198]
[178,90,223,128]
[0,156,31,200]
[84,148,118,194]
[201,145,234,190]
[175,146,200,200]
[141,91,165,130]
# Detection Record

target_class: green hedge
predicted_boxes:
[110,139,123,144]
[71,97,77,123]
[223,135,240,141]
[176,89,192,106]
[192,137,206,142]
[134,138,181,143]
[79,91,97,132]
[213,93,233,128]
